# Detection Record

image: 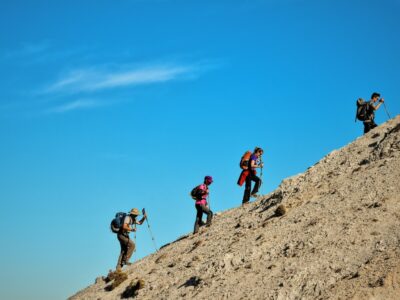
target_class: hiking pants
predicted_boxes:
[116,233,135,269]
[193,204,213,234]
[363,120,377,134]
[243,172,261,204]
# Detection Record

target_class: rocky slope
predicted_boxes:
[70,115,400,300]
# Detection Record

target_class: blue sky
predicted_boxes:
[1,0,399,299]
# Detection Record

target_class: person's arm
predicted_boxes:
[251,159,263,169]
[196,184,207,196]
[122,222,135,232]
[372,98,384,111]
[136,214,147,225]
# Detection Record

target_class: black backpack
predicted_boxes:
[190,186,204,200]
[110,212,127,233]
[355,98,370,122]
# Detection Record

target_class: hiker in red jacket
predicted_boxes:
[193,176,214,234]
[242,147,264,204]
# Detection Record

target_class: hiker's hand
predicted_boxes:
[380,98,384,103]
[260,163,264,168]
[130,227,136,232]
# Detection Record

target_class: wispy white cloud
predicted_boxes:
[46,99,104,114]
[5,59,220,116]
[42,63,207,95]
[2,41,89,65]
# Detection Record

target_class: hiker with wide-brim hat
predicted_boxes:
[116,208,146,270]
[363,92,385,134]
[242,147,263,204]
[192,176,214,234]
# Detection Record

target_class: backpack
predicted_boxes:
[110,212,127,233]
[190,185,204,200]
[239,151,252,169]
[355,98,370,122]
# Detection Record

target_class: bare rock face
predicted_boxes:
[70,116,400,300]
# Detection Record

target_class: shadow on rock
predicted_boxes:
[104,269,128,291]
[121,279,145,299]
[179,276,202,288]
[262,204,287,226]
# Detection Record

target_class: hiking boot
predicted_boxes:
[206,213,213,227]
[250,193,259,198]
[124,262,132,266]
[116,262,124,270]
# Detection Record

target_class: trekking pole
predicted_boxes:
[133,223,137,260]
[142,208,158,253]
[383,102,391,119]
[259,157,264,193]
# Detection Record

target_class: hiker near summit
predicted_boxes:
[116,208,147,270]
[192,176,214,234]
[242,147,264,204]
[363,92,385,134]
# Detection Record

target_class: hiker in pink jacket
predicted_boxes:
[193,176,214,234]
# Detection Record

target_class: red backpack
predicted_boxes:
[239,151,252,170]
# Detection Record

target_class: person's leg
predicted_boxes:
[251,174,261,196]
[243,175,252,204]
[116,233,129,269]
[201,205,213,226]
[193,204,203,234]
[370,120,378,131]
[363,121,371,134]
[125,238,136,264]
